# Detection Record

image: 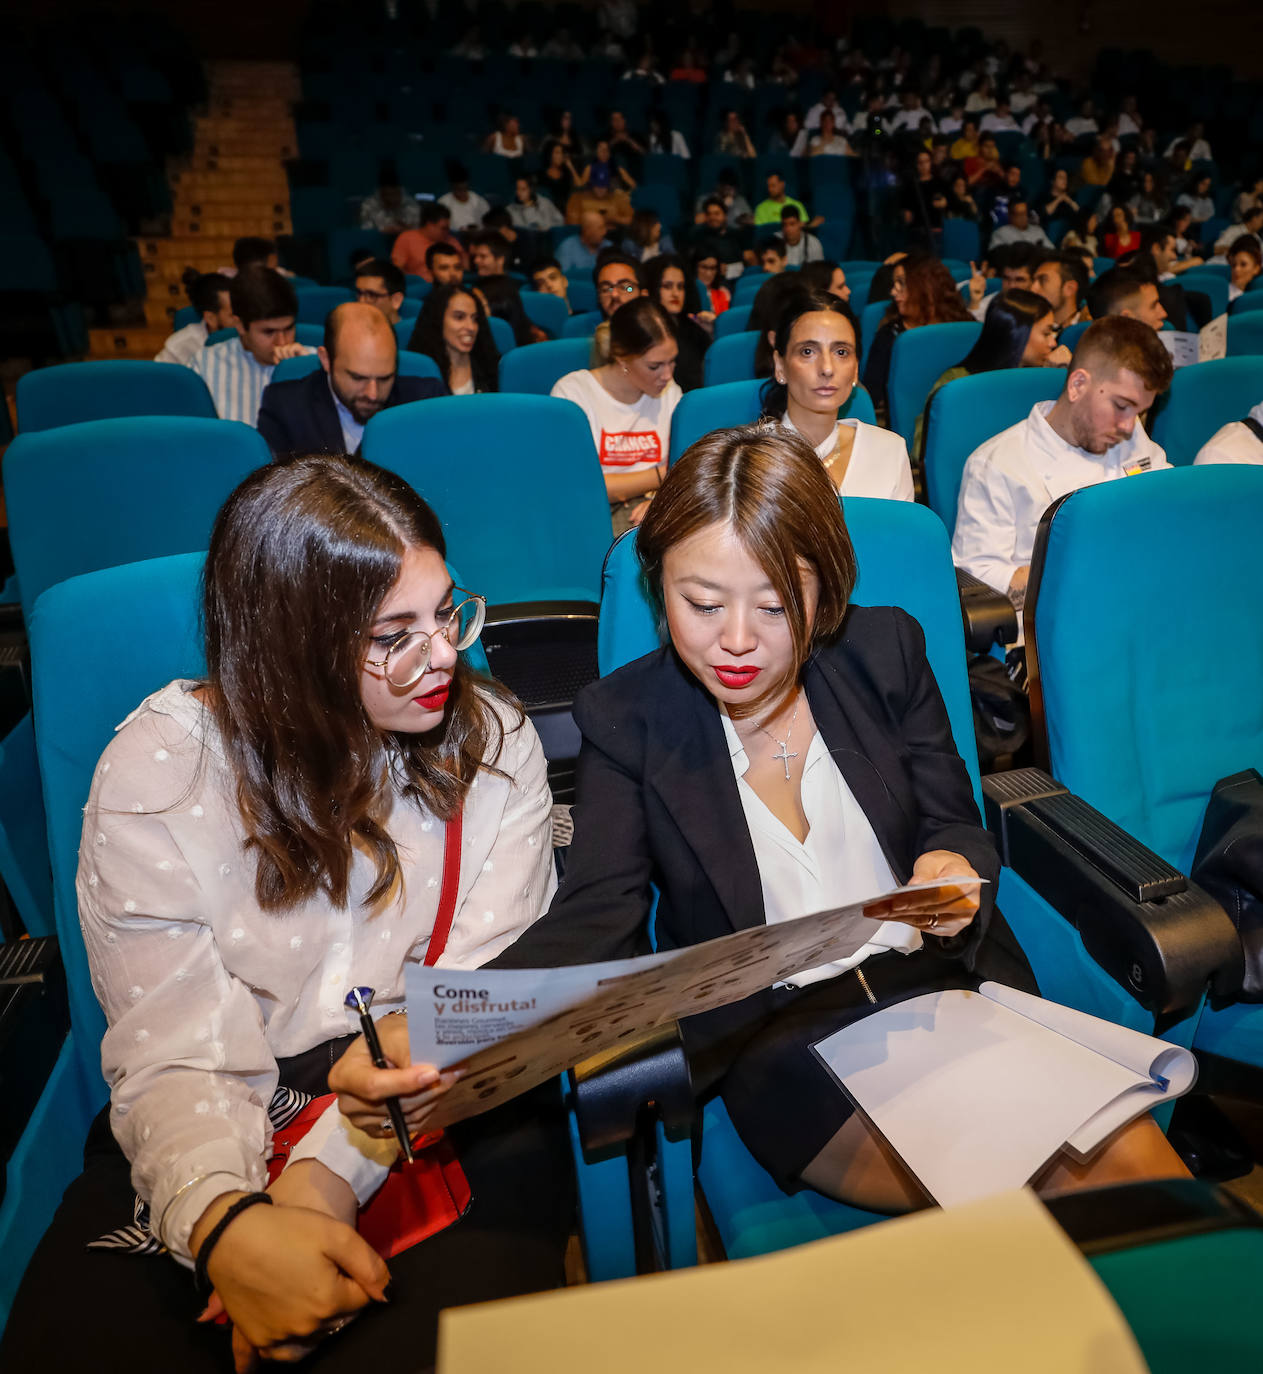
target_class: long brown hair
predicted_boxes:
[636,424,857,718]
[203,453,519,912]
[892,252,973,328]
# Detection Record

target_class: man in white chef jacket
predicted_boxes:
[952,316,1174,617]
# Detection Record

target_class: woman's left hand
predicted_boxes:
[864,850,981,938]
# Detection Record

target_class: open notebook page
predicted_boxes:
[812,987,1180,1206]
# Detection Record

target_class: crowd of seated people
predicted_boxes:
[12,12,1263,1372]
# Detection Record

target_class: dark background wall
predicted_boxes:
[9,0,1261,76]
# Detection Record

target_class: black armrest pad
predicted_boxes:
[481,603,600,713]
[1044,1178,1262,1257]
[570,1021,695,1152]
[984,768,1241,1017]
[955,569,1019,653]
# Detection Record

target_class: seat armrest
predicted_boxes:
[480,600,599,714]
[1044,1178,1262,1257]
[571,1021,695,1154]
[983,768,1242,1017]
[956,568,1019,653]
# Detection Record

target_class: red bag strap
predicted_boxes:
[423,809,463,966]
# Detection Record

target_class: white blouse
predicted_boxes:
[783,415,916,501]
[77,681,556,1259]
[721,713,920,987]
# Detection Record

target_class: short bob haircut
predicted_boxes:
[636,424,858,718]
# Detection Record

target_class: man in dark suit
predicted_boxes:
[257,301,442,457]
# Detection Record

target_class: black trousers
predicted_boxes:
[1,1041,573,1373]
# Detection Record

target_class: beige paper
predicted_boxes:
[439,1189,1149,1374]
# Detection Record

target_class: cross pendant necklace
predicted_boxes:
[759,698,801,781]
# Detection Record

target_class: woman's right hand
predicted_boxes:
[196,1197,390,1369]
[328,1013,463,1135]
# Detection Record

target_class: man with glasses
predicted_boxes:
[353,258,407,325]
[593,249,646,319]
[257,302,442,458]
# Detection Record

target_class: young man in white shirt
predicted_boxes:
[1086,267,1169,332]
[189,267,312,426]
[779,207,823,267]
[1064,99,1100,140]
[438,171,491,234]
[154,272,233,366]
[1195,400,1263,466]
[979,101,1020,133]
[952,317,1173,613]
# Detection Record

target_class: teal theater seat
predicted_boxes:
[1026,464,1263,1082]
[1149,357,1263,464]
[293,284,355,325]
[520,289,568,339]
[922,368,1066,535]
[714,303,752,337]
[886,321,981,446]
[667,378,877,466]
[703,331,760,385]
[16,361,217,432]
[500,337,593,395]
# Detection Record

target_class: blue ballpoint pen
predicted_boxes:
[345,986,415,1164]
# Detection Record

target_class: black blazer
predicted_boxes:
[495,605,1031,1069]
[256,368,444,456]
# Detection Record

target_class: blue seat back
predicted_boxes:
[294,285,355,326]
[599,499,981,812]
[270,350,442,385]
[487,314,517,355]
[562,309,604,339]
[1226,313,1263,357]
[732,273,768,307]
[667,379,877,466]
[1149,357,1263,463]
[703,331,760,386]
[923,368,1066,535]
[3,416,269,620]
[859,299,889,355]
[714,303,753,338]
[887,322,981,445]
[499,337,593,395]
[1178,272,1229,319]
[1230,291,1263,316]
[567,281,598,314]
[172,305,197,330]
[1028,465,1263,870]
[362,394,610,603]
[520,289,569,338]
[1060,319,1092,351]
[30,554,208,1059]
[16,361,217,432]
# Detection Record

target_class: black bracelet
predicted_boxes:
[193,1191,274,1296]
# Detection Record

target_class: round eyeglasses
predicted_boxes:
[365,589,487,689]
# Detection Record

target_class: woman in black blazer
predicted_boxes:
[487,425,1192,1210]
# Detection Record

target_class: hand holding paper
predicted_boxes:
[862,852,981,937]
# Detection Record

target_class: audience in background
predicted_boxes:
[1228,238,1263,302]
[1032,253,1091,333]
[1087,268,1168,331]
[953,318,1173,616]
[353,258,406,325]
[694,250,732,313]
[359,171,420,233]
[426,240,465,287]
[391,204,466,279]
[558,211,613,278]
[509,176,565,233]
[644,253,713,392]
[257,302,442,456]
[863,253,972,412]
[438,166,492,233]
[532,258,572,310]
[779,206,823,266]
[407,282,499,394]
[468,231,511,278]
[764,290,913,499]
[189,267,311,425]
[551,297,681,535]
[154,269,233,366]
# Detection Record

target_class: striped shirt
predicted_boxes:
[189,339,313,426]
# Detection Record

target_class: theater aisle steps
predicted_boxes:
[89,60,299,359]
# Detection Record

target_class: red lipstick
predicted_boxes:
[414,683,450,711]
[713,665,761,688]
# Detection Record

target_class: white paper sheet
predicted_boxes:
[407,878,981,1128]
[811,984,1194,1206]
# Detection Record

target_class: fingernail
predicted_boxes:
[381,1282,394,1303]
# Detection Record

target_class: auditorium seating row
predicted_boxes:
[3,428,1262,1362]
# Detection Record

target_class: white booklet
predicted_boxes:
[811,982,1195,1207]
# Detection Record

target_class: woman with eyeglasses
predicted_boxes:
[1,454,570,1371]
[552,297,681,536]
